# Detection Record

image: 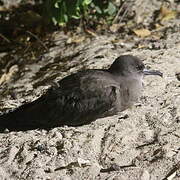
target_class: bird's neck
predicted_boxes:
[118,74,143,105]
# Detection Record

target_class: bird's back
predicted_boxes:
[0,69,121,131]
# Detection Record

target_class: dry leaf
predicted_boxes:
[0,6,7,11]
[133,29,151,38]
[137,44,146,49]
[158,6,176,22]
[0,65,19,85]
[85,29,97,37]
[155,23,164,30]
[109,24,121,33]
[66,36,85,44]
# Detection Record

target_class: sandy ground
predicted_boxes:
[0,24,180,180]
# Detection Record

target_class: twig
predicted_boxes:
[26,31,48,52]
[100,163,136,173]
[112,1,132,24]
[135,139,158,149]
[0,33,11,43]
[119,4,130,24]
[112,2,125,24]
[162,162,180,180]
[24,44,31,53]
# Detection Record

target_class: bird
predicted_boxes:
[0,55,163,131]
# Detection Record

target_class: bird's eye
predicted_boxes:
[136,65,144,70]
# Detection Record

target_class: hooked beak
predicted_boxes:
[143,69,163,77]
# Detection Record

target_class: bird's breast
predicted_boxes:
[116,78,143,111]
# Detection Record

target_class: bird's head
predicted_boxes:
[108,55,163,78]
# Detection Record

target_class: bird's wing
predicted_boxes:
[48,70,120,126]
[0,70,120,130]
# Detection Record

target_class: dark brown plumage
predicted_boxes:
[0,55,162,131]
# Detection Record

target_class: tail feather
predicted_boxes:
[0,97,54,131]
